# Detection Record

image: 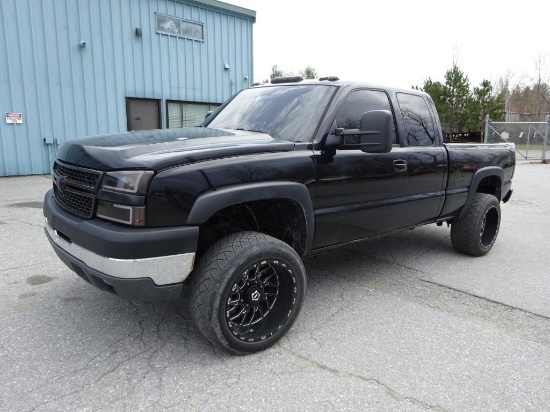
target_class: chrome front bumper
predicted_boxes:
[45,219,195,286]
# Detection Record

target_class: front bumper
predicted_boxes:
[43,189,199,301]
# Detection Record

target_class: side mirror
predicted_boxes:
[204,111,213,120]
[359,110,393,153]
[325,120,343,148]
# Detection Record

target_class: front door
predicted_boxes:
[312,89,446,249]
[126,98,161,131]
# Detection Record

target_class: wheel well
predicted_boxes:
[196,199,308,257]
[476,175,501,201]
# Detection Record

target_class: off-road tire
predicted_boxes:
[451,193,501,256]
[190,231,306,355]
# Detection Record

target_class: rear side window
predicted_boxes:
[396,93,436,146]
[335,89,397,145]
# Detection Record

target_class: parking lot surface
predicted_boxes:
[1,162,549,411]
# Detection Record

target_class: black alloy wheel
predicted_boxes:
[190,231,306,354]
[451,193,501,256]
[224,259,297,343]
[479,204,499,250]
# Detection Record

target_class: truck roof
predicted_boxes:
[261,76,430,98]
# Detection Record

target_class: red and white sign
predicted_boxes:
[6,113,23,124]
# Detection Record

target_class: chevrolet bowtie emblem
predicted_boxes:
[58,177,68,191]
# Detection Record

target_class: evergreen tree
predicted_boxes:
[299,65,318,79]
[421,65,504,133]
[269,65,284,80]
[441,65,470,133]
[422,78,445,125]
[466,80,505,131]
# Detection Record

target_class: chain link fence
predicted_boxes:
[485,115,549,162]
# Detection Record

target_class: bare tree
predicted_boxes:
[532,53,550,110]
[494,71,519,113]
[494,53,550,120]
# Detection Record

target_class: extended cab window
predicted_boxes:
[335,90,397,145]
[396,93,436,146]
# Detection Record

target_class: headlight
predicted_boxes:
[97,170,154,226]
[97,202,146,226]
[101,171,154,195]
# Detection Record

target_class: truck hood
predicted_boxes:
[56,128,296,171]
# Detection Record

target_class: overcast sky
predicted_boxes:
[232,0,550,89]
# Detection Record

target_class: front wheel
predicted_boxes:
[451,193,501,256]
[190,231,306,355]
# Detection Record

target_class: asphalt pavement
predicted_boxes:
[1,162,549,411]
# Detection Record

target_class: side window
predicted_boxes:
[335,90,397,145]
[396,93,436,146]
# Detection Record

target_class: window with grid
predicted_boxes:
[167,101,220,129]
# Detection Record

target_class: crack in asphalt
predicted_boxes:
[278,346,448,412]
[417,277,550,322]
[25,299,195,411]
[305,245,550,353]
[161,367,242,411]
[2,218,44,228]
[345,247,427,275]
[28,346,153,412]
[510,199,539,207]
[345,247,550,322]
[20,330,136,401]
[0,262,55,273]
[110,300,195,410]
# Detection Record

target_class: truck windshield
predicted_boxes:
[205,84,336,142]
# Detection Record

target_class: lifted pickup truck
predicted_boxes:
[44,77,515,354]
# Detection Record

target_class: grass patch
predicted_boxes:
[515,144,547,151]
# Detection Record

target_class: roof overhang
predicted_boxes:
[176,0,256,22]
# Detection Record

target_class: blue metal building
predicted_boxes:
[0,0,255,176]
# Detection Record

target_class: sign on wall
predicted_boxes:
[6,113,23,124]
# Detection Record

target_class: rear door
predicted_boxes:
[393,92,447,225]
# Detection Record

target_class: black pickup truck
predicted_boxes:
[43,78,515,354]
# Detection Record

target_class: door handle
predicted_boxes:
[393,159,407,172]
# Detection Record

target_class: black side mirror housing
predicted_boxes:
[359,110,393,153]
[325,121,343,147]
[325,111,393,153]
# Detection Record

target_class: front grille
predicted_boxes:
[53,162,101,187]
[54,186,95,218]
[53,161,103,218]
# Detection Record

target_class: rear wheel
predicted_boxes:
[451,193,501,256]
[190,231,306,355]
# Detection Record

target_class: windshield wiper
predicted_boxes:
[236,128,266,134]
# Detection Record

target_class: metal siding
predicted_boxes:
[220,13,228,102]
[1,0,43,175]
[0,0,254,176]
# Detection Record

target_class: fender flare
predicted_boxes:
[187,182,315,253]
[459,166,504,219]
